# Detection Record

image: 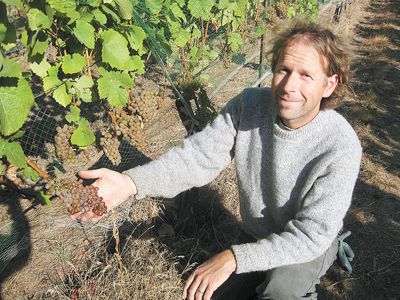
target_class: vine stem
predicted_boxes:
[85,48,92,78]
[26,158,52,181]
[107,111,118,127]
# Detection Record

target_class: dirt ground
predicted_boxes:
[1,0,399,299]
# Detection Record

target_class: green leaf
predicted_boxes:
[75,75,93,102]
[30,58,51,78]
[0,23,6,44]
[0,78,34,136]
[4,141,26,168]
[86,0,103,7]
[101,29,136,70]
[0,52,3,69]
[27,8,52,31]
[0,3,16,43]
[47,0,76,14]
[31,35,50,56]
[0,161,4,175]
[101,4,121,23]
[228,32,243,52]
[53,84,72,107]
[43,65,62,92]
[187,0,214,20]
[0,58,21,78]
[38,191,52,206]
[62,53,86,74]
[255,26,265,37]
[97,67,133,107]
[169,3,186,22]
[174,29,190,48]
[93,8,107,25]
[8,130,25,140]
[131,55,145,74]
[71,126,95,147]
[73,20,95,49]
[20,30,28,47]
[23,166,39,181]
[145,0,163,14]
[115,0,133,20]
[65,105,81,123]
[1,0,23,7]
[125,25,147,54]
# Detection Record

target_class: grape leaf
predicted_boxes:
[0,58,21,78]
[101,29,136,70]
[0,78,34,136]
[97,67,133,107]
[0,52,3,69]
[23,166,39,181]
[65,105,81,123]
[1,0,23,7]
[131,55,145,74]
[169,3,186,22]
[62,53,86,74]
[27,8,52,31]
[71,125,95,147]
[53,84,72,107]
[228,32,243,52]
[125,25,147,55]
[0,161,4,175]
[0,23,7,44]
[47,0,76,14]
[101,4,121,23]
[187,0,213,20]
[31,35,50,56]
[30,58,51,78]
[75,75,93,102]
[43,65,61,91]
[4,141,27,168]
[86,0,103,7]
[0,3,16,43]
[115,0,133,20]
[93,8,107,25]
[73,20,95,49]
[145,0,164,15]
[174,29,190,48]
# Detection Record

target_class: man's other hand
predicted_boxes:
[182,249,237,300]
[71,168,137,222]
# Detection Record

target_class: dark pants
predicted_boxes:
[212,238,338,300]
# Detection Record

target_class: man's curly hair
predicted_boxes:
[268,18,353,110]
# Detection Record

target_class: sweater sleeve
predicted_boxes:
[123,92,243,199]
[231,146,362,273]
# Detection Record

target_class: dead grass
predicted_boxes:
[2,0,400,299]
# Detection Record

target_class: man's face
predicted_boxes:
[271,39,338,129]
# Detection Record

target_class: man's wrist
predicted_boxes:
[123,174,137,197]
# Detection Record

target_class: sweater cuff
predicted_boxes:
[231,243,270,274]
[123,166,150,200]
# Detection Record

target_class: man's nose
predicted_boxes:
[282,73,299,93]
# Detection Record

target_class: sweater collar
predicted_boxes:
[273,110,329,140]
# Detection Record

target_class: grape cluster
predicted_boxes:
[100,129,121,166]
[128,91,161,123]
[51,179,107,216]
[112,107,147,152]
[55,125,76,163]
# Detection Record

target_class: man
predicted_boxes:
[75,18,362,300]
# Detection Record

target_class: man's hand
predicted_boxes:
[182,249,237,300]
[71,168,137,222]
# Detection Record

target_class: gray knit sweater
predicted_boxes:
[124,88,362,274]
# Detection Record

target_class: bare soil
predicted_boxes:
[1,0,399,299]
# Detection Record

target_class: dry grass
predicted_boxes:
[2,0,400,299]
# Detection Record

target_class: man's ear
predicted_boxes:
[323,74,339,98]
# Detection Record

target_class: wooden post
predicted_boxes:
[258,0,270,85]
